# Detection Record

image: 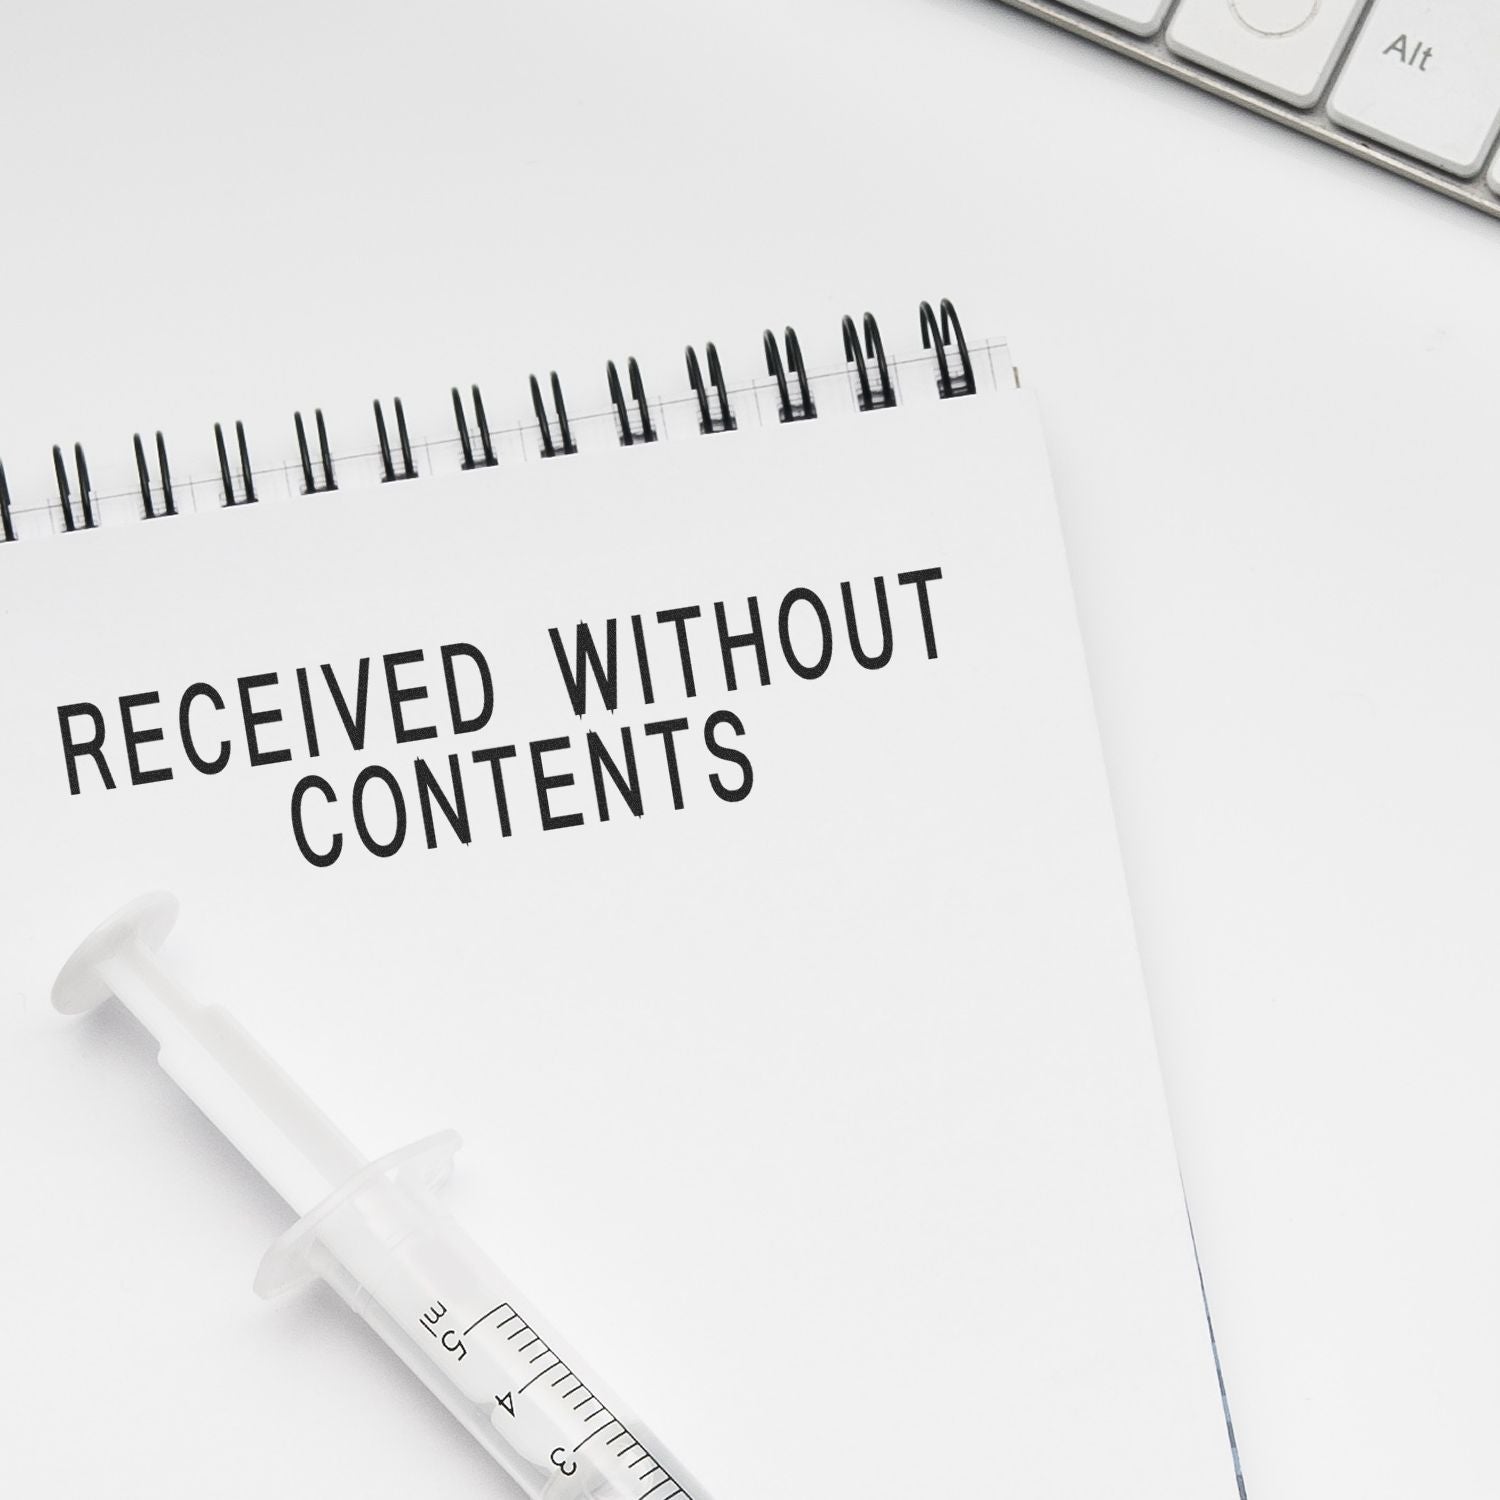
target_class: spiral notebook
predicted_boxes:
[0,303,1238,1498]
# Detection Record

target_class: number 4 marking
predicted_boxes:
[496,1392,516,1416]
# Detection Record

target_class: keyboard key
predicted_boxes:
[1327,1,1500,176]
[1056,0,1173,38]
[1166,0,1370,108]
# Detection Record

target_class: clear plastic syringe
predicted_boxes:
[54,893,711,1500]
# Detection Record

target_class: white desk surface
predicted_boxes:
[2,2,1495,1496]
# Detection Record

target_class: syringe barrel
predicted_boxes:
[257,1137,702,1500]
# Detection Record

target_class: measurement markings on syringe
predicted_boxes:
[420,1299,691,1500]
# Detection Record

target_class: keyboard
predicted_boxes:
[997,0,1500,220]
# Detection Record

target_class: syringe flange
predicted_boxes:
[254,1129,462,1299]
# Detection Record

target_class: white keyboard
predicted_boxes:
[998,0,1500,219]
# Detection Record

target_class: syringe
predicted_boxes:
[54,893,710,1500]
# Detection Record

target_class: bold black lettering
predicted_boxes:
[776,588,833,680]
[630,613,655,706]
[291,776,341,868]
[705,710,753,803]
[472,745,517,837]
[238,673,292,767]
[322,659,371,751]
[351,765,407,857]
[644,717,689,811]
[442,643,494,735]
[898,567,944,659]
[530,736,585,831]
[548,620,618,717]
[416,754,472,849]
[295,666,320,758]
[586,728,643,822]
[119,692,173,786]
[179,683,230,775]
[655,606,701,698]
[57,703,114,795]
[713,596,770,691]
[384,649,438,743]
[841,576,894,670]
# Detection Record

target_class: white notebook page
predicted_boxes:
[0,386,1236,1497]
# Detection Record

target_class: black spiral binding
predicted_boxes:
[1,300,976,539]
[214,421,257,506]
[529,372,577,458]
[52,443,97,531]
[133,431,176,519]
[686,343,735,434]
[763,327,816,422]
[295,410,337,494]
[0,462,15,543]
[452,386,496,469]
[607,358,657,447]
[374,399,417,483]
[919,298,975,399]
[843,313,896,411]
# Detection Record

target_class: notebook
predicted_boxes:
[0,303,1238,1498]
